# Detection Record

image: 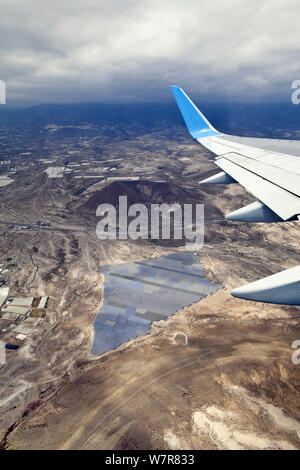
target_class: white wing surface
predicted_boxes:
[172,86,300,305]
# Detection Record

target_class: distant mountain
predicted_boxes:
[0,101,299,138]
[0,103,180,129]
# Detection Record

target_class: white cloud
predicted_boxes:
[1,0,300,104]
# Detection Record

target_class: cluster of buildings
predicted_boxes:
[0,287,49,352]
[44,157,142,183]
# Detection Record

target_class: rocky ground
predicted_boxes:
[0,126,299,450]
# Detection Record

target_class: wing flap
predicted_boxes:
[222,152,300,198]
[216,157,300,220]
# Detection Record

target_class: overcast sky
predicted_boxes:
[1,0,300,105]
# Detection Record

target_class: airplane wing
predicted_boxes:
[171,86,300,305]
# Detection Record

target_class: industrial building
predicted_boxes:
[7,297,34,307]
[37,296,49,309]
[3,305,30,316]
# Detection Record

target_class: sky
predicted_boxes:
[1,0,300,106]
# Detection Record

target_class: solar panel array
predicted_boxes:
[92,252,220,355]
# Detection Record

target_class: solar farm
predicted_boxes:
[92,252,220,355]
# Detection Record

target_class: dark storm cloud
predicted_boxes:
[1,0,300,105]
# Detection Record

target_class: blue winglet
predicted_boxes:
[171,86,219,139]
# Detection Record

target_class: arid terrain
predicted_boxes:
[0,116,299,450]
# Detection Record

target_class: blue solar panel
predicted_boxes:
[92,253,220,355]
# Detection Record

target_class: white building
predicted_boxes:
[38,296,49,309]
